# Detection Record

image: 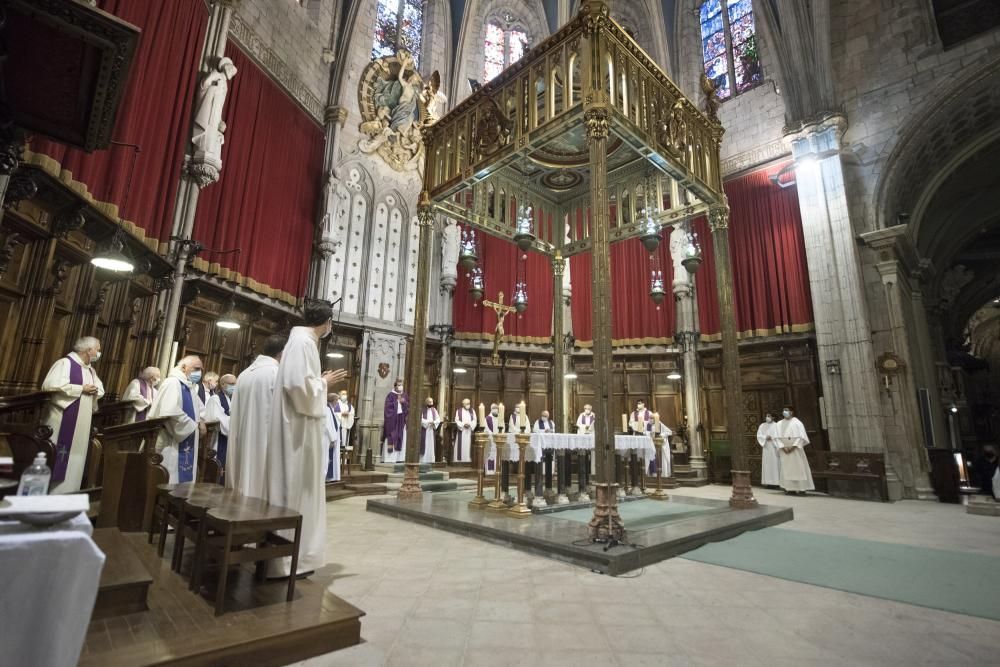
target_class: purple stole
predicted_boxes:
[136,379,152,421]
[216,392,230,471]
[580,414,594,427]
[52,356,85,483]
[632,410,652,433]
[420,408,437,456]
[177,382,197,483]
[197,383,206,405]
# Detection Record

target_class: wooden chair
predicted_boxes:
[152,482,223,558]
[198,421,222,484]
[169,485,233,572]
[190,500,303,615]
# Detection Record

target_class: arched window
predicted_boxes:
[700,0,761,101]
[484,14,529,82]
[372,0,425,66]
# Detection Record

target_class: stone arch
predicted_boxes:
[452,0,550,104]
[874,52,1000,241]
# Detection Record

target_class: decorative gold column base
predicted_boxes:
[587,483,626,542]
[507,432,533,518]
[506,502,532,518]
[469,434,489,509]
[728,470,758,509]
[397,463,423,502]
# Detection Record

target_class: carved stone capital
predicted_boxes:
[315,239,337,258]
[708,206,730,233]
[417,205,434,228]
[584,108,610,143]
[324,105,348,128]
[50,259,70,293]
[184,157,221,188]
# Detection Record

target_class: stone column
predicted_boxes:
[308,105,349,301]
[861,226,938,500]
[670,227,706,481]
[398,198,435,501]
[709,206,756,508]
[785,116,888,456]
[156,0,238,372]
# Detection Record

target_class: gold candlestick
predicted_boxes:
[469,432,490,509]
[507,431,533,517]
[486,433,506,511]
[648,434,669,500]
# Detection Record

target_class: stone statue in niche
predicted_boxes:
[191,57,238,165]
[441,218,459,286]
[357,50,442,172]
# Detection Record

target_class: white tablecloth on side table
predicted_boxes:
[614,434,657,461]
[0,513,106,667]
[533,432,595,452]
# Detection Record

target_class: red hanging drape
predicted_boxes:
[452,227,555,343]
[566,209,675,346]
[191,44,324,303]
[26,0,208,250]
[695,162,813,337]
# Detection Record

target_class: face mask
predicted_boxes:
[765,416,772,423]
[340,395,347,402]
[188,370,203,384]
[224,385,235,396]
[321,326,332,339]
[491,410,498,416]
[152,379,161,388]
[782,410,791,418]
[91,351,101,362]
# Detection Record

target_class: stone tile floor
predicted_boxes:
[292,486,1000,666]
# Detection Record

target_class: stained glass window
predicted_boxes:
[483,19,530,82]
[372,0,424,67]
[699,0,761,101]
[484,23,505,82]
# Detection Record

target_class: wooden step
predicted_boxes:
[91,527,153,620]
[343,483,388,495]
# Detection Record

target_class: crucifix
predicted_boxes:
[483,291,516,364]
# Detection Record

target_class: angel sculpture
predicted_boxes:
[419,70,448,125]
[700,73,721,123]
[371,50,423,136]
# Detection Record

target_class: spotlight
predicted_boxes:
[667,372,681,380]
[453,367,468,374]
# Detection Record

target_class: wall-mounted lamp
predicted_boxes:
[667,372,682,380]
[326,351,345,359]
[453,367,468,374]
[564,372,578,380]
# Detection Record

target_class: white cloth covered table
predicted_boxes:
[614,434,657,461]
[533,432,594,451]
[0,513,105,667]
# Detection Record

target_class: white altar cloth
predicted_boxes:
[0,512,105,667]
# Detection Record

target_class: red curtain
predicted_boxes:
[567,209,675,345]
[452,228,554,342]
[695,162,813,336]
[26,0,208,248]
[191,44,324,302]
[564,162,813,341]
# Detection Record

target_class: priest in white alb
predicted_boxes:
[121,366,160,423]
[483,403,504,473]
[41,336,105,494]
[453,398,476,462]
[227,334,286,495]
[629,400,653,435]
[266,302,347,577]
[325,393,340,482]
[576,404,595,434]
[776,407,814,495]
[203,374,235,479]
[419,397,441,464]
[757,413,781,487]
[147,355,206,484]
[333,389,355,464]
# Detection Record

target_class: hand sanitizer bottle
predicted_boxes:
[17,453,51,496]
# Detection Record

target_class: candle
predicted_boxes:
[653,412,661,433]
[519,402,528,431]
[478,403,486,428]
[498,402,505,425]
[621,414,628,433]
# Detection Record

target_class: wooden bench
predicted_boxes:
[807,450,890,502]
[0,390,56,479]
[94,417,170,532]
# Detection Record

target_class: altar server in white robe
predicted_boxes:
[266,302,347,577]
[576,404,595,434]
[757,413,781,487]
[453,398,476,462]
[420,397,442,463]
[147,356,205,484]
[484,403,503,472]
[227,334,286,495]
[325,393,340,482]
[41,336,105,494]
[508,401,531,433]
[121,366,160,423]
[649,421,673,476]
[203,374,235,478]
[333,389,355,459]
[776,407,814,494]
